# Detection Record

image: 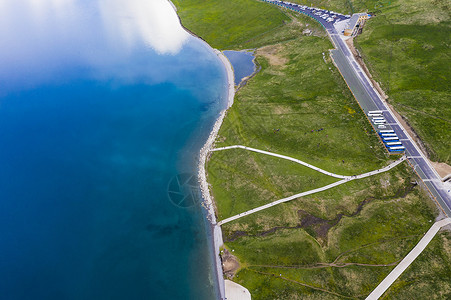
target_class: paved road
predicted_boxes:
[263,0,451,217]
[366,217,451,299]
[217,155,405,226]
[328,33,451,217]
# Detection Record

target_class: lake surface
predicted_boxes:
[0,1,226,299]
[223,50,256,86]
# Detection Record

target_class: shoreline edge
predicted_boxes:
[167,1,235,299]
[198,49,235,299]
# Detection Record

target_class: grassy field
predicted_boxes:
[208,149,339,220]
[380,231,451,299]
[221,162,419,236]
[174,0,451,299]
[224,163,450,299]
[172,0,290,49]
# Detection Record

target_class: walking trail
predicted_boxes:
[213,145,406,226]
[212,145,348,179]
[366,217,451,299]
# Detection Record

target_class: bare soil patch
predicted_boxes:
[256,44,287,67]
[221,248,240,279]
[430,161,451,178]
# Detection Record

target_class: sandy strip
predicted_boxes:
[197,49,235,299]
[198,49,235,225]
[225,280,252,300]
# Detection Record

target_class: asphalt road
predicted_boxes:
[328,33,451,216]
[264,0,451,216]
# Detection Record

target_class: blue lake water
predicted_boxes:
[0,1,226,299]
[223,50,256,86]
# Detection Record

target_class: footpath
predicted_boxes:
[214,145,406,225]
[367,218,451,299]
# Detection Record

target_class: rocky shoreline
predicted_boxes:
[197,49,235,299]
[167,1,235,298]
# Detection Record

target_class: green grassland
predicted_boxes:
[381,231,451,299]
[208,149,339,220]
[174,0,451,299]
[221,161,418,236]
[224,163,450,299]
[172,0,290,49]
[173,0,328,49]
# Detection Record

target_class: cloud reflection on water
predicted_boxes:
[0,0,190,93]
[98,0,189,54]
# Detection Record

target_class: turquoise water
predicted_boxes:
[223,50,256,86]
[0,1,226,299]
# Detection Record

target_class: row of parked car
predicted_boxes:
[271,1,350,23]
